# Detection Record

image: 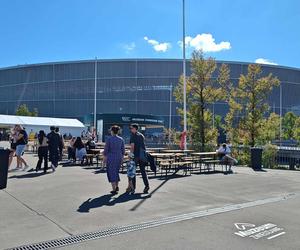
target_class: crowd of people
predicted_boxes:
[6,122,240,196]
[8,125,64,173]
[7,123,150,195]
[67,136,97,165]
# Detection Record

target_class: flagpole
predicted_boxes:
[182,0,187,150]
[279,83,282,146]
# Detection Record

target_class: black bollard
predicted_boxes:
[0,149,10,189]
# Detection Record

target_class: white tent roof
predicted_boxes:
[0,114,85,128]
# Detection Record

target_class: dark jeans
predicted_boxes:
[59,146,63,161]
[36,146,48,171]
[49,148,59,167]
[132,159,149,190]
[68,147,76,161]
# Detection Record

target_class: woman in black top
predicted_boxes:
[36,130,49,173]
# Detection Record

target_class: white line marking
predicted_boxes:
[267,232,286,240]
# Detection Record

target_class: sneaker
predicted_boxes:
[143,186,150,194]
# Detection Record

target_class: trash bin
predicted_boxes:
[251,147,263,170]
[0,149,10,189]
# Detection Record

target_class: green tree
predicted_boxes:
[16,104,38,117]
[293,117,300,143]
[258,112,280,144]
[217,64,240,144]
[282,111,297,139]
[228,64,280,147]
[174,50,226,150]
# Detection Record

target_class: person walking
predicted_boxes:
[103,125,125,195]
[129,123,150,194]
[47,126,60,172]
[55,127,64,161]
[36,130,48,173]
[126,154,136,194]
[15,125,29,171]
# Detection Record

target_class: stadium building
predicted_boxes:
[0,59,300,134]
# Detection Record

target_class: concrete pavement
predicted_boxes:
[0,143,300,249]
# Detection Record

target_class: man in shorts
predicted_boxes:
[15,125,29,171]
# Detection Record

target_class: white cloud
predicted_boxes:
[178,33,231,52]
[123,42,136,53]
[144,36,171,52]
[255,58,278,65]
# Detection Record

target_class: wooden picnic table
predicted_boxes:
[191,152,217,156]
[150,153,175,158]
[190,152,231,173]
[162,149,195,153]
[146,148,167,153]
[89,148,102,152]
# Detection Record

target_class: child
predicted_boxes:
[126,153,136,194]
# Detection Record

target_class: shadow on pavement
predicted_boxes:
[9,172,52,179]
[253,169,268,172]
[77,192,151,213]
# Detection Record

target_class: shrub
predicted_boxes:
[262,144,278,169]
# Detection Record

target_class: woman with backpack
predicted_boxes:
[36,130,49,173]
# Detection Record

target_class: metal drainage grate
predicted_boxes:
[7,193,295,250]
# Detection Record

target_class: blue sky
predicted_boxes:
[1,0,300,68]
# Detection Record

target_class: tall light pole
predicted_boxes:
[182,0,187,150]
[94,57,97,131]
[169,84,173,144]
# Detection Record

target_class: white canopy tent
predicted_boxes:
[0,114,85,137]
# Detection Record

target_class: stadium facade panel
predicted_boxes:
[0,59,300,130]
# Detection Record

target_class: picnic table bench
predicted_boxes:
[191,152,231,173]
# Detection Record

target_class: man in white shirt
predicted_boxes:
[216,143,238,171]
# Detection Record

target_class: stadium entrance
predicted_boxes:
[83,113,165,143]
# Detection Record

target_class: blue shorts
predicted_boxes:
[16,144,26,156]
